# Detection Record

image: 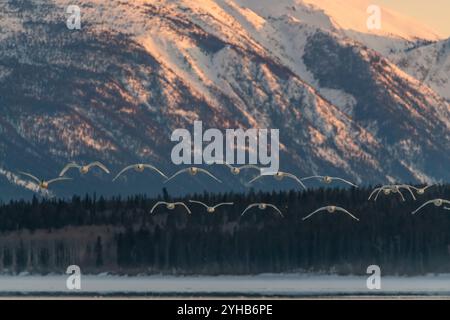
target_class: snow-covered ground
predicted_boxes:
[1,274,450,296]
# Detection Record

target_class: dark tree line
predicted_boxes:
[0,185,449,275]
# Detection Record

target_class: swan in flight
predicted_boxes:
[207,160,260,175]
[113,164,168,181]
[241,203,284,217]
[188,200,234,213]
[18,172,72,190]
[150,201,191,215]
[248,172,307,190]
[302,206,359,221]
[164,167,222,183]
[300,175,358,188]
[412,199,450,215]
[59,162,110,177]
[409,184,436,195]
[368,184,416,201]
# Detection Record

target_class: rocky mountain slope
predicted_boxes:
[0,0,449,200]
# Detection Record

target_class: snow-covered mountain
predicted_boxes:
[392,38,450,101]
[0,0,449,199]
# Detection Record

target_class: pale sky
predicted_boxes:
[375,0,450,37]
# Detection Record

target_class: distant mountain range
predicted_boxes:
[0,0,449,200]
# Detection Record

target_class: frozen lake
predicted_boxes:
[1,274,450,297]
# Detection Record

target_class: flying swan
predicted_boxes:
[164,167,222,184]
[150,201,192,215]
[113,164,168,181]
[19,171,72,190]
[207,160,260,175]
[59,162,110,177]
[300,175,358,188]
[188,200,234,213]
[302,206,360,221]
[412,199,450,215]
[241,203,284,217]
[248,172,307,190]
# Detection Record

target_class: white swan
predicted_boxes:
[208,160,260,175]
[301,175,358,188]
[302,206,359,221]
[188,200,234,213]
[59,162,110,177]
[248,172,307,190]
[164,167,222,184]
[241,203,284,217]
[19,171,72,190]
[113,164,168,181]
[412,199,450,215]
[150,201,191,215]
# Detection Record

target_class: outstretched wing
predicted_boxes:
[302,207,327,221]
[205,160,235,171]
[374,186,389,201]
[213,202,234,209]
[336,207,360,221]
[412,200,433,215]
[248,175,263,184]
[300,176,323,182]
[112,165,136,181]
[189,200,209,209]
[164,169,188,183]
[241,204,259,216]
[333,177,359,188]
[284,173,308,190]
[209,160,234,170]
[175,202,192,214]
[88,162,110,174]
[368,187,381,200]
[396,189,406,202]
[410,184,436,192]
[266,204,284,218]
[197,168,222,183]
[47,177,72,185]
[18,172,41,184]
[398,185,416,201]
[59,163,80,177]
[150,201,167,214]
[142,164,168,179]
[237,164,260,171]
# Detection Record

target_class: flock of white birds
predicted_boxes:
[16,161,450,222]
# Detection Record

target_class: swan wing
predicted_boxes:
[412,200,433,215]
[59,163,80,177]
[188,200,209,209]
[284,173,307,190]
[197,168,222,183]
[175,202,192,214]
[47,177,72,185]
[142,164,168,179]
[333,177,359,188]
[150,201,167,214]
[337,207,360,221]
[112,165,136,181]
[164,169,188,183]
[88,162,110,174]
[18,172,41,184]
[266,204,284,218]
[241,204,258,216]
[302,207,327,221]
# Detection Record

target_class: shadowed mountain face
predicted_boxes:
[0,0,449,200]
